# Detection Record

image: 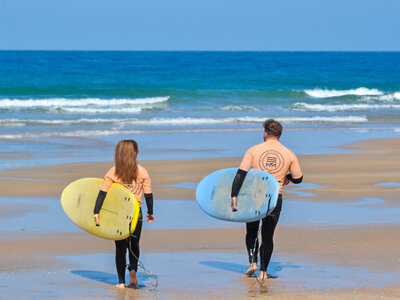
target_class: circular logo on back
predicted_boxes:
[258,150,285,174]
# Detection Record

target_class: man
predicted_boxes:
[231,119,303,281]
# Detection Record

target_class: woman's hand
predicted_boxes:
[147,214,156,223]
[94,214,100,226]
[231,196,237,212]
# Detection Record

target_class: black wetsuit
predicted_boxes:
[246,195,282,271]
[232,170,302,272]
[94,191,153,284]
[115,209,143,283]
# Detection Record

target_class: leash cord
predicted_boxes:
[127,218,159,290]
[250,227,265,287]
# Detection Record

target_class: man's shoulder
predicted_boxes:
[278,143,298,160]
[246,142,265,154]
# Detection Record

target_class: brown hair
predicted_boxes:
[114,140,139,183]
[263,119,283,138]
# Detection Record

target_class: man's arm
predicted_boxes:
[231,147,253,211]
[285,153,303,185]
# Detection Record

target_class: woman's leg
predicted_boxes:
[128,210,143,273]
[115,238,128,285]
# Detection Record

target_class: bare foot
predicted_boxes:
[129,270,138,287]
[258,271,267,282]
[115,283,125,289]
[258,271,276,281]
[245,263,258,276]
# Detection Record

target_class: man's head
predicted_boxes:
[263,119,282,139]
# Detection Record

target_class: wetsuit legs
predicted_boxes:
[114,210,143,284]
[128,211,143,273]
[246,220,260,263]
[259,216,278,271]
[246,195,282,272]
[259,195,282,272]
[115,238,128,284]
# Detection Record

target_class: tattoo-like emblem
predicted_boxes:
[258,150,284,174]
[124,183,140,195]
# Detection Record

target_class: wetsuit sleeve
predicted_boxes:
[94,167,115,214]
[231,169,248,197]
[144,193,154,215]
[93,190,107,214]
[286,173,303,184]
[289,153,303,182]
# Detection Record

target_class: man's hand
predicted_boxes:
[147,214,156,223]
[94,214,100,226]
[231,196,237,212]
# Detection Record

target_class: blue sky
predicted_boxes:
[1,0,399,51]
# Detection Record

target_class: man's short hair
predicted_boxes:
[263,119,282,138]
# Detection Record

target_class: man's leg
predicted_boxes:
[245,220,260,275]
[259,216,278,273]
[259,194,282,279]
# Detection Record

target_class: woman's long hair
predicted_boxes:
[114,140,139,183]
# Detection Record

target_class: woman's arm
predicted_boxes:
[93,167,115,225]
[144,193,155,223]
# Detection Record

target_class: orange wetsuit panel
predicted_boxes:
[239,139,302,193]
[100,164,152,206]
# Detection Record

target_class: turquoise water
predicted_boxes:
[1,51,399,166]
[1,51,400,137]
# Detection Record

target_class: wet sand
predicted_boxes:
[1,138,400,298]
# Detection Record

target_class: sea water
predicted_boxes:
[1,51,399,167]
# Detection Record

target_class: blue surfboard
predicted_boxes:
[196,168,280,222]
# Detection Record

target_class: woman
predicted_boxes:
[93,140,155,288]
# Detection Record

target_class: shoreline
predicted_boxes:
[1,138,399,203]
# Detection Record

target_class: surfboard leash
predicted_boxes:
[250,227,266,287]
[252,195,273,287]
[128,219,159,291]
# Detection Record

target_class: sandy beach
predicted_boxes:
[1,137,400,299]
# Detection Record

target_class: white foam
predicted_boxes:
[0,96,170,108]
[304,88,383,98]
[374,92,400,102]
[58,107,144,114]
[292,103,400,112]
[0,130,141,139]
[220,105,259,111]
[277,116,368,123]
[0,118,129,126]
[0,116,368,135]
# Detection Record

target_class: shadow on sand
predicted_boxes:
[200,260,301,278]
[71,270,154,289]
[71,270,116,285]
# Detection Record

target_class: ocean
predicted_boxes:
[1,51,399,168]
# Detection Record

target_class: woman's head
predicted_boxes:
[115,140,139,183]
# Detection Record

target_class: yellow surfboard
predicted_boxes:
[61,178,140,240]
